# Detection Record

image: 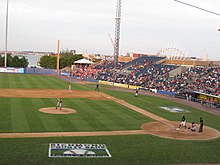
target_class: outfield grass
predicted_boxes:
[0,73,87,90]
[0,73,220,165]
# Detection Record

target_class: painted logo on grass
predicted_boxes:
[160,106,191,113]
[49,143,111,158]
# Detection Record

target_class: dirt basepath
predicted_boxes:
[0,88,109,100]
[0,88,219,140]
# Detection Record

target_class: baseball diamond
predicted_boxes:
[0,88,219,140]
[0,73,220,165]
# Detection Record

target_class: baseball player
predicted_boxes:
[55,98,63,110]
[68,84,72,92]
[135,88,138,97]
[95,84,99,91]
[188,122,196,132]
[178,114,187,128]
[199,117,204,132]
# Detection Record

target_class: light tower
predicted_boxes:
[114,0,122,64]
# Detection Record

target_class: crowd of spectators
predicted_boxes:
[69,57,220,97]
[145,67,220,96]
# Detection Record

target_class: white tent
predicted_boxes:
[74,59,93,64]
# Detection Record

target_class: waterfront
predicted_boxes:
[25,54,43,67]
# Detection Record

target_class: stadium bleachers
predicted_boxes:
[69,57,219,97]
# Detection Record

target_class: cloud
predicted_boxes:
[0,0,219,60]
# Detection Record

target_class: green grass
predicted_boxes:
[0,73,87,90]
[0,135,220,165]
[0,98,151,133]
[104,90,220,130]
[0,73,220,165]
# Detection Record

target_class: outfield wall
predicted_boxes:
[0,67,25,73]
[25,68,57,75]
[0,67,57,75]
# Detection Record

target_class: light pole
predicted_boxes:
[4,0,9,67]
[57,40,60,76]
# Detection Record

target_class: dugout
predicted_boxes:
[188,91,220,109]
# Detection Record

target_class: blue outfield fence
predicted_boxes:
[24,68,57,75]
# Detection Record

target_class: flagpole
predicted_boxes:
[4,0,9,67]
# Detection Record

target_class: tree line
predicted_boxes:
[39,50,83,69]
[0,50,83,69]
[0,54,28,67]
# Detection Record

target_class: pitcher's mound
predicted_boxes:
[39,107,76,114]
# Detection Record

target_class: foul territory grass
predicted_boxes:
[0,135,220,165]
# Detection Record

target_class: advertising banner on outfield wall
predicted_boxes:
[0,67,24,73]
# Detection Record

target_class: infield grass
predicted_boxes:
[0,98,151,133]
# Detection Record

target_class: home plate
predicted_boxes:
[176,128,180,130]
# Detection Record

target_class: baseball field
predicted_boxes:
[0,73,220,165]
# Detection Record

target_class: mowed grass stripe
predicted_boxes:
[73,99,110,131]
[21,99,47,132]
[23,75,57,89]
[4,74,27,88]
[0,73,63,89]
[36,76,62,89]
[21,74,40,88]
[0,73,91,90]
[10,98,30,132]
[0,98,12,132]
[87,100,138,130]
[103,101,153,127]
[14,74,25,88]
[0,74,3,88]
[83,100,125,130]
[1,73,10,88]
[64,99,94,131]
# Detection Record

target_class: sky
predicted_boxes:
[0,0,220,60]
